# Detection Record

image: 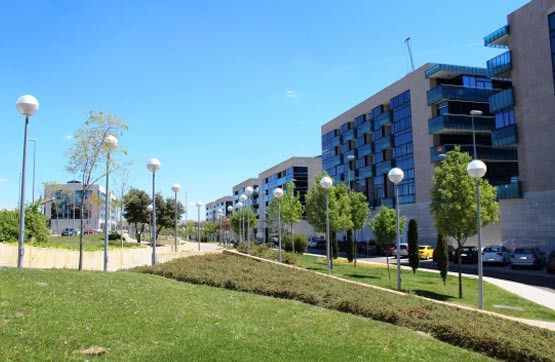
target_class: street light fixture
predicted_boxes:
[320,176,333,274]
[146,158,160,265]
[273,187,284,262]
[147,204,153,245]
[227,205,233,247]
[467,159,487,310]
[217,209,223,246]
[245,186,254,254]
[172,183,181,252]
[388,167,404,292]
[239,193,247,245]
[16,95,39,268]
[29,138,37,203]
[470,110,483,160]
[236,201,244,243]
[103,135,118,271]
[196,201,202,251]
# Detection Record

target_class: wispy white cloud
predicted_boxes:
[286,90,297,98]
[65,134,73,140]
[0,178,7,183]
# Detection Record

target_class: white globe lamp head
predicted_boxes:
[146,158,161,173]
[104,135,118,151]
[388,168,404,185]
[147,204,153,212]
[273,187,284,199]
[245,186,254,196]
[196,201,203,208]
[227,205,233,212]
[320,176,333,189]
[171,183,181,193]
[236,202,243,210]
[239,194,247,202]
[470,110,483,116]
[467,160,487,179]
[16,95,39,116]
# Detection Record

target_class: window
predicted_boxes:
[463,76,492,89]
[495,108,515,128]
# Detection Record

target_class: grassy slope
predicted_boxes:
[0,268,492,362]
[297,255,555,322]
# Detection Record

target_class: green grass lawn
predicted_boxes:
[296,254,555,322]
[0,268,494,361]
[35,234,145,251]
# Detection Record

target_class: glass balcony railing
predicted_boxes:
[484,25,510,48]
[342,150,355,160]
[375,159,393,175]
[374,111,391,128]
[374,135,392,153]
[430,144,518,163]
[322,135,340,150]
[487,51,512,78]
[341,128,355,143]
[492,124,518,148]
[323,155,341,170]
[380,198,394,208]
[496,181,522,199]
[357,143,372,157]
[358,166,373,179]
[425,64,488,79]
[489,88,514,113]
[427,85,495,105]
[344,171,356,183]
[428,114,495,134]
[356,120,372,136]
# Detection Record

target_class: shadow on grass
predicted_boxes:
[412,289,454,302]
[346,274,379,280]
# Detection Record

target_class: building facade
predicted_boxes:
[258,156,322,241]
[232,178,260,237]
[205,196,233,221]
[44,181,117,234]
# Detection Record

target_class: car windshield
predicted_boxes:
[550,251,555,257]
[515,248,534,254]
[483,247,500,252]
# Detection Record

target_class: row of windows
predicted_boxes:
[322,130,337,143]
[394,129,412,146]
[495,108,515,129]
[372,129,384,141]
[395,156,414,170]
[390,90,410,109]
[371,105,384,119]
[354,115,366,126]
[392,103,411,121]
[373,152,384,164]
[392,117,411,133]
[462,75,492,90]
[394,143,413,158]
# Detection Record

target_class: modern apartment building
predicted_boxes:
[232,177,260,213]
[44,181,116,234]
[205,196,233,221]
[258,156,322,241]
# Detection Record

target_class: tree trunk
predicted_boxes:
[386,251,391,279]
[135,222,142,243]
[457,246,463,298]
[291,222,294,254]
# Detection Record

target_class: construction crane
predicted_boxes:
[405,37,415,72]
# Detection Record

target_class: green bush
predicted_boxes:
[0,210,19,242]
[139,253,555,362]
[282,233,308,254]
[108,232,121,241]
[235,242,297,264]
[0,207,48,244]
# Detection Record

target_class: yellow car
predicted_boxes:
[418,245,434,260]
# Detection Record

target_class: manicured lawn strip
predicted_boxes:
[37,234,145,251]
[137,254,555,362]
[296,254,555,322]
[0,269,493,362]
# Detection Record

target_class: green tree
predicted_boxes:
[266,182,304,253]
[153,194,185,239]
[369,206,406,279]
[349,191,370,264]
[430,147,499,298]
[65,110,128,270]
[0,202,48,244]
[436,232,449,285]
[407,219,419,273]
[230,208,258,240]
[306,173,353,263]
[123,188,151,243]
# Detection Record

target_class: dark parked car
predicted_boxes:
[61,228,76,236]
[547,250,555,274]
[357,240,377,256]
[432,245,456,262]
[378,243,395,257]
[453,246,479,264]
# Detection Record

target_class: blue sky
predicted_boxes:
[0,0,529,218]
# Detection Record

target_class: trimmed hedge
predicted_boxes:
[282,233,308,254]
[137,253,555,362]
[0,208,48,243]
[234,242,297,264]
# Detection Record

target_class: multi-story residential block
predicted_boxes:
[205,196,233,222]
[258,156,322,241]
[232,178,260,235]
[44,181,116,235]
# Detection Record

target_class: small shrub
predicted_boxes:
[282,233,308,254]
[234,241,297,264]
[0,207,48,244]
[0,210,19,242]
[108,232,120,241]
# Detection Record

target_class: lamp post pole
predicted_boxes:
[245,186,254,254]
[147,204,153,245]
[236,202,244,244]
[171,183,181,252]
[388,167,404,292]
[320,177,333,274]
[146,158,161,265]
[227,205,233,247]
[29,138,37,203]
[346,154,356,263]
[16,95,39,268]
[103,135,118,271]
[196,201,202,251]
[273,188,284,262]
[239,193,247,248]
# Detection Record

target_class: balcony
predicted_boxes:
[492,124,518,148]
[357,143,372,157]
[496,181,522,199]
[487,51,512,78]
[323,155,341,170]
[427,85,495,105]
[356,120,372,136]
[489,88,514,113]
[425,64,488,79]
[374,135,392,153]
[428,114,495,135]
[322,135,340,150]
[430,144,518,163]
[342,150,356,160]
[341,128,355,143]
[375,159,394,175]
[358,166,373,179]
[374,111,392,128]
[484,25,510,49]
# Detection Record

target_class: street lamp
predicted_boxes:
[103,135,118,271]
[239,193,247,245]
[470,110,483,160]
[217,209,223,246]
[388,167,404,292]
[320,176,333,274]
[16,95,39,268]
[273,187,284,262]
[227,205,233,247]
[147,204,153,245]
[146,158,160,265]
[172,183,181,252]
[236,201,244,243]
[29,138,37,203]
[467,159,487,310]
[245,186,254,254]
[196,201,202,251]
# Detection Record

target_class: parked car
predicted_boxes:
[357,240,377,256]
[453,246,478,264]
[432,245,456,262]
[308,236,325,248]
[61,228,76,236]
[378,243,395,256]
[418,245,434,260]
[546,250,555,274]
[510,247,546,269]
[399,243,409,257]
[482,245,511,265]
